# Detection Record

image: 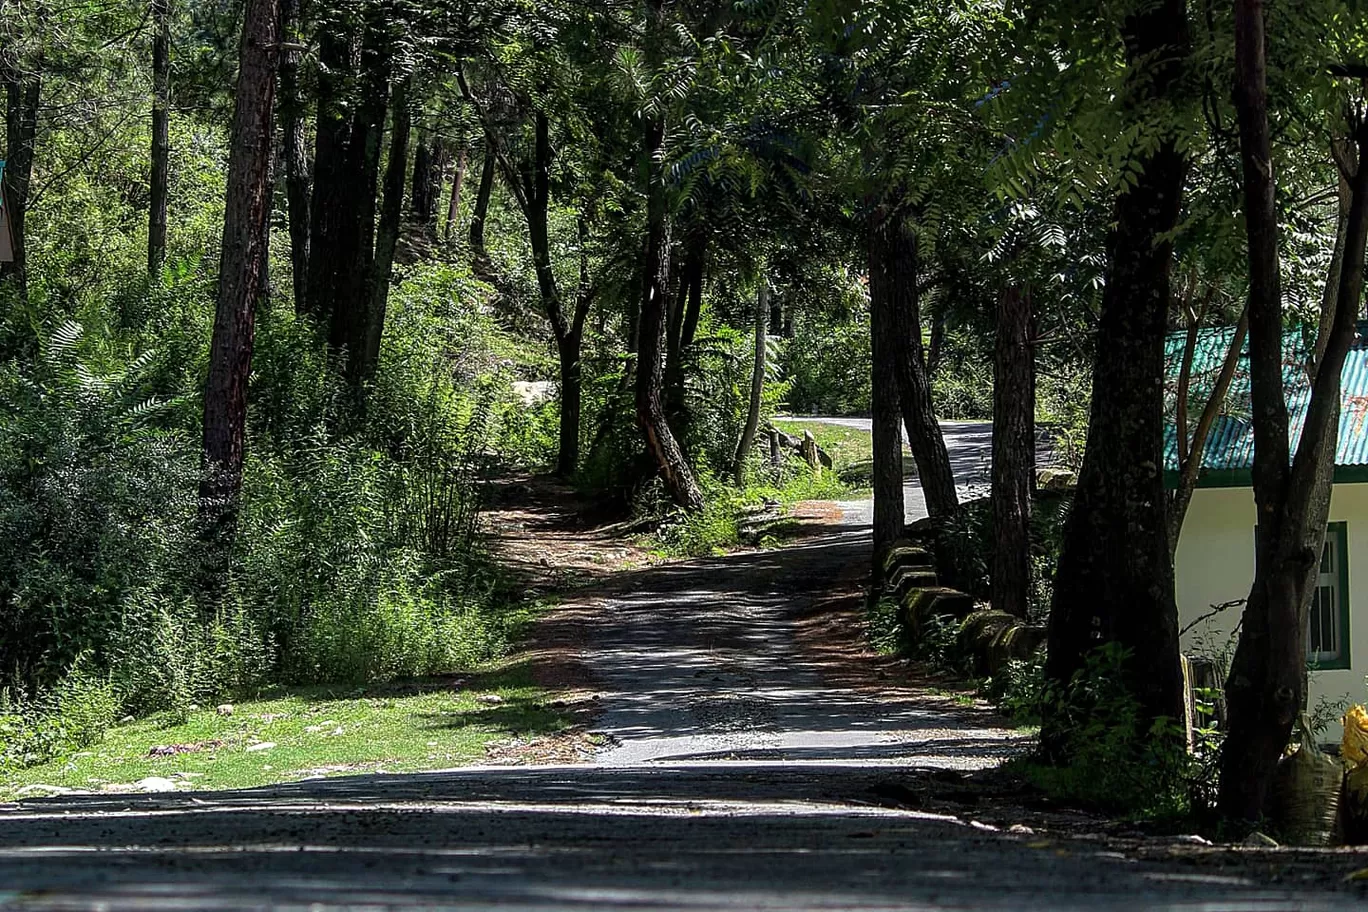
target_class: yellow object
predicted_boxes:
[1343,705,1368,770]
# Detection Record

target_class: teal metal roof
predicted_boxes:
[1164,324,1368,479]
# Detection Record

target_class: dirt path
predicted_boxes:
[1,479,1366,909]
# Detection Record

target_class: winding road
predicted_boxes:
[0,424,1359,910]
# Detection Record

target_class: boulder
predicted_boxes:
[1036,466,1077,490]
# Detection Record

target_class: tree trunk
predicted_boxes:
[557,327,584,476]
[1,60,40,295]
[278,0,311,313]
[1219,0,1368,826]
[327,32,387,379]
[1312,141,1355,377]
[469,145,495,272]
[874,201,958,519]
[410,130,445,237]
[927,307,946,377]
[199,0,279,587]
[1042,0,1190,758]
[636,5,704,512]
[445,146,467,240]
[868,201,906,563]
[360,75,410,386]
[991,283,1034,619]
[665,229,704,419]
[732,277,767,485]
[147,0,171,276]
[303,30,352,320]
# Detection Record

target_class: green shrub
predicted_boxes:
[1021,644,1192,819]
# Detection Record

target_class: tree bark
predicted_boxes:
[991,283,1034,619]
[359,75,410,386]
[874,201,958,519]
[1042,0,1190,758]
[636,3,704,513]
[303,30,353,320]
[733,276,768,485]
[1,57,40,295]
[445,146,467,240]
[868,201,906,563]
[1219,0,1368,826]
[147,0,171,276]
[665,229,704,419]
[469,144,495,273]
[199,0,279,586]
[327,26,387,380]
[278,0,311,312]
[927,307,946,377]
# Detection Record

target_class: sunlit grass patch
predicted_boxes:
[1,661,571,798]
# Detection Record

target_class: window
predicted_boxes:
[1308,523,1350,670]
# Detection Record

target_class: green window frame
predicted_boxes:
[1308,522,1351,671]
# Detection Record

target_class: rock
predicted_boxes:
[1008,824,1035,835]
[1036,466,1077,490]
[1175,834,1212,846]
[245,741,276,753]
[135,777,179,793]
[1242,831,1279,848]
[477,694,505,706]
[15,784,75,798]
[216,704,234,716]
[969,820,999,832]
[118,715,135,725]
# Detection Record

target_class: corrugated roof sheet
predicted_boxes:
[1163,325,1368,472]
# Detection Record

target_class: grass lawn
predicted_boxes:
[773,418,916,486]
[1,661,574,799]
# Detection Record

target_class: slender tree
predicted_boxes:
[868,199,906,560]
[199,0,280,578]
[991,283,1033,618]
[360,75,412,385]
[0,36,40,295]
[732,274,767,485]
[1218,0,1368,826]
[278,0,311,311]
[147,0,171,275]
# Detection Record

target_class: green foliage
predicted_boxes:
[1020,644,1194,819]
[985,651,1048,726]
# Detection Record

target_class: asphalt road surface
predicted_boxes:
[0,425,1356,910]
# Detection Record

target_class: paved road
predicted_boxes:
[776,417,1062,521]
[0,451,1355,909]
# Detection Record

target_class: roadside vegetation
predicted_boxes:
[1,0,1366,847]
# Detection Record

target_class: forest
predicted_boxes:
[2,0,1367,841]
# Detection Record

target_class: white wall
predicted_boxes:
[1175,484,1368,736]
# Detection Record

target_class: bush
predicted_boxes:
[1021,644,1193,819]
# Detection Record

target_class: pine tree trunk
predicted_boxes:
[360,75,410,386]
[557,328,584,477]
[868,201,906,563]
[199,0,279,587]
[278,0,311,312]
[327,33,387,379]
[1219,0,1368,826]
[1,62,40,295]
[304,31,352,320]
[875,202,958,519]
[991,284,1034,619]
[147,0,171,276]
[445,146,467,240]
[469,145,495,273]
[635,5,704,512]
[732,277,767,485]
[665,230,704,420]
[1042,0,1190,759]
